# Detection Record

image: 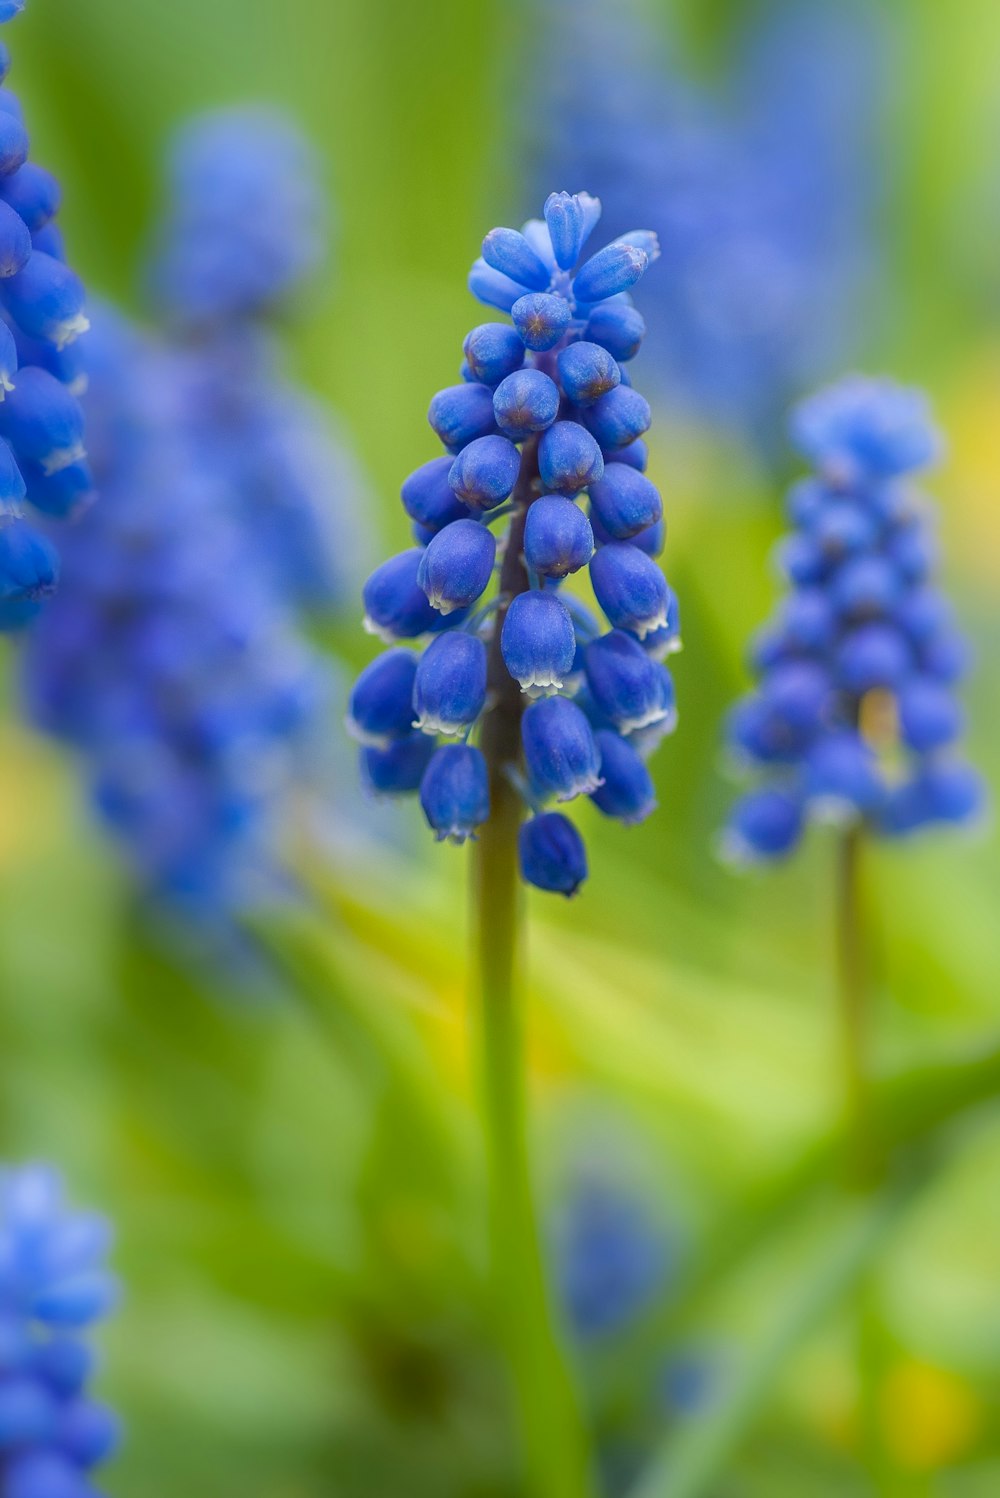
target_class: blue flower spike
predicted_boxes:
[354,192,677,893]
[722,375,984,863]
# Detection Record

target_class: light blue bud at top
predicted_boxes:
[538,419,603,495]
[614,230,661,266]
[835,622,911,693]
[511,292,571,352]
[0,196,29,276]
[583,630,672,734]
[523,495,593,578]
[361,729,437,796]
[557,341,620,406]
[723,788,804,864]
[584,385,651,451]
[0,162,60,231]
[468,256,524,313]
[791,376,941,483]
[463,322,525,386]
[362,548,443,641]
[572,241,648,305]
[589,463,661,541]
[519,811,587,895]
[585,300,646,363]
[417,517,495,614]
[0,104,27,175]
[0,366,85,475]
[0,518,58,603]
[400,455,468,533]
[412,630,487,736]
[501,589,575,696]
[522,694,603,802]
[419,743,489,842]
[543,190,600,270]
[492,368,559,442]
[348,649,418,746]
[590,542,669,639]
[482,227,552,292]
[591,729,657,825]
[448,433,520,511]
[0,317,15,394]
[0,435,24,507]
[427,382,496,452]
[897,679,963,752]
[1,252,88,349]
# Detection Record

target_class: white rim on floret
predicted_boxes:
[53,311,91,352]
[42,441,87,478]
[556,769,604,802]
[628,606,670,642]
[413,711,471,737]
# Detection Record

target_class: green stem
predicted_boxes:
[474,440,594,1498]
[835,825,879,1188]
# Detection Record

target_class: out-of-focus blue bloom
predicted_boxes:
[0,1163,120,1495]
[553,1174,668,1341]
[722,376,985,862]
[354,193,678,893]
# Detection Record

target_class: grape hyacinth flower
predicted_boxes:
[0,0,90,631]
[0,1164,120,1496]
[353,192,677,898]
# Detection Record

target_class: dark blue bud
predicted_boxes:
[462,322,525,386]
[831,555,899,619]
[879,762,985,836]
[886,522,936,584]
[413,521,435,546]
[448,433,520,510]
[493,368,560,441]
[589,462,661,541]
[836,623,912,693]
[468,256,524,312]
[723,789,804,863]
[557,341,620,406]
[348,649,418,746]
[0,518,58,603]
[522,694,603,802]
[482,227,551,292]
[511,292,571,352]
[30,220,64,261]
[361,730,437,796]
[401,455,468,532]
[583,630,673,734]
[543,191,600,271]
[610,437,647,472]
[412,630,487,736]
[0,197,30,276]
[1,252,88,349]
[895,586,951,645]
[427,382,496,452]
[591,730,657,824]
[0,366,85,475]
[805,732,882,817]
[501,590,575,695]
[417,516,495,613]
[0,162,60,231]
[897,679,963,752]
[572,242,648,304]
[21,456,93,519]
[590,505,663,557]
[777,534,826,587]
[523,495,593,578]
[779,589,836,654]
[0,435,25,505]
[585,301,645,362]
[0,104,27,176]
[590,542,669,638]
[538,420,604,494]
[785,478,825,528]
[810,500,878,560]
[419,743,489,842]
[519,811,588,895]
[584,385,651,450]
[362,549,442,640]
[920,629,970,684]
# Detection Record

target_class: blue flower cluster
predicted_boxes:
[0,0,91,631]
[724,376,985,862]
[351,193,679,895]
[0,1164,119,1498]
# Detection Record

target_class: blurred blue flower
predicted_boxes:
[0,1163,120,1496]
[553,1175,668,1341]
[722,375,985,862]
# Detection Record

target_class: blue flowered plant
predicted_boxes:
[0,1164,119,1497]
[352,192,678,895]
[723,375,984,862]
[0,0,90,630]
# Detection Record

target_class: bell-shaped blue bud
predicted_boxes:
[836,623,912,693]
[831,555,899,620]
[805,731,883,818]
[538,419,603,495]
[572,241,648,304]
[419,743,489,842]
[519,811,588,895]
[521,694,603,802]
[0,435,25,507]
[614,230,661,265]
[557,341,620,406]
[361,730,437,796]
[30,221,64,261]
[879,761,985,836]
[401,455,468,533]
[612,438,648,472]
[585,301,645,363]
[0,366,85,475]
[897,679,963,752]
[896,587,951,645]
[362,549,443,641]
[33,1271,118,1327]
[590,542,669,639]
[22,456,93,520]
[482,227,551,292]
[0,518,58,603]
[0,197,30,277]
[412,630,487,736]
[511,292,571,352]
[887,523,936,584]
[348,649,419,746]
[468,256,523,313]
[723,789,805,864]
[583,630,673,734]
[591,730,657,825]
[0,105,27,176]
[523,495,593,578]
[58,1400,121,1467]
[543,191,600,271]
[584,385,651,450]
[448,434,520,511]
[427,382,496,452]
[463,322,525,386]
[1,252,89,350]
[589,463,661,541]
[921,629,970,685]
[501,590,575,696]
[778,589,836,654]
[0,163,60,232]
[631,585,681,659]
[492,368,559,442]
[417,516,495,613]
